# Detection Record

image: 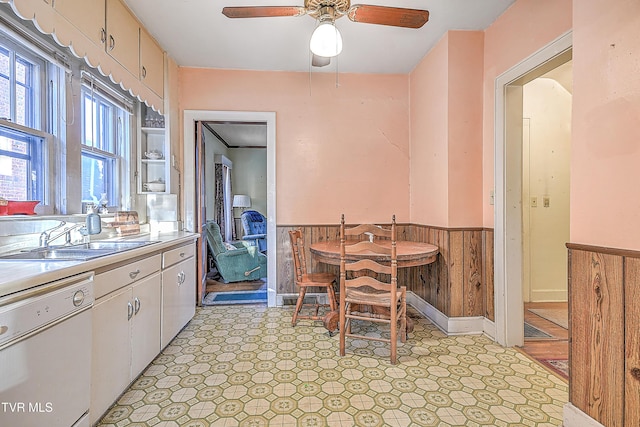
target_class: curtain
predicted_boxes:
[214,164,225,239]
[214,162,236,242]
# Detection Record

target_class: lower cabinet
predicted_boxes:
[89,239,197,424]
[161,243,196,348]
[91,271,161,425]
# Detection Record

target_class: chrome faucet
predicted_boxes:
[39,221,67,247]
[39,215,102,248]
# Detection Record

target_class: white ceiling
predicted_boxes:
[204,121,268,148]
[123,0,516,74]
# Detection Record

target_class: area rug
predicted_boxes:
[524,322,552,339]
[202,290,267,305]
[539,358,569,380]
[528,308,569,329]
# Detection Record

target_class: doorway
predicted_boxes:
[520,61,572,367]
[183,110,277,307]
[494,32,572,348]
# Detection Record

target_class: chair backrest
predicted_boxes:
[205,221,227,256]
[340,214,397,294]
[288,228,308,282]
[241,210,267,235]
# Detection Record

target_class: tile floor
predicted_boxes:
[97,305,568,426]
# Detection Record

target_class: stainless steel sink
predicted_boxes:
[0,240,159,261]
[70,241,155,251]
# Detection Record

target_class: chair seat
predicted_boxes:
[345,286,404,307]
[289,228,338,328]
[298,272,336,287]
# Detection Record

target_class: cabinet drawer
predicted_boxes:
[95,254,161,299]
[162,243,194,269]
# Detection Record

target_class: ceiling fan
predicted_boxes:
[222,0,430,67]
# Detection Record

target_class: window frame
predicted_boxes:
[0,31,54,211]
[80,79,132,211]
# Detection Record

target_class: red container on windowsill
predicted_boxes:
[0,200,40,215]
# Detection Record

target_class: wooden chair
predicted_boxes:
[339,214,407,364]
[288,229,338,327]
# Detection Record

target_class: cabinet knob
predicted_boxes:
[109,35,115,51]
[127,301,133,320]
[179,252,185,258]
[129,269,141,279]
[141,66,147,78]
[134,297,141,315]
[100,28,106,44]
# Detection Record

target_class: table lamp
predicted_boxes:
[233,195,251,211]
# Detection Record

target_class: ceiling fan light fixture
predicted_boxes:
[310,21,343,58]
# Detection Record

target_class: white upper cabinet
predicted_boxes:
[105,0,139,76]
[54,0,105,48]
[139,27,164,97]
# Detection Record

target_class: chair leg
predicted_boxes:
[339,301,346,357]
[400,290,407,343]
[327,281,337,312]
[390,306,398,365]
[292,288,306,327]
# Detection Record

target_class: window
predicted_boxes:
[0,35,48,203]
[80,81,131,207]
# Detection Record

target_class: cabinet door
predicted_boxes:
[105,0,139,75]
[91,287,132,425]
[140,27,164,97]
[131,272,162,378]
[54,0,106,47]
[161,255,196,348]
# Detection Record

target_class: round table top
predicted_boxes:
[310,240,439,267]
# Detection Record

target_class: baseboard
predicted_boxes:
[407,292,486,335]
[483,317,496,340]
[563,403,605,427]
[276,293,328,307]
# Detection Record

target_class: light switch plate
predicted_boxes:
[531,197,538,207]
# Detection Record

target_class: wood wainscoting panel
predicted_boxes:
[432,227,450,315]
[625,257,640,426]
[484,230,495,321]
[463,230,484,317]
[449,231,465,317]
[569,249,624,427]
[277,224,491,322]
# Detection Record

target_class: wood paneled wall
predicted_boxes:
[276,224,494,320]
[568,244,640,427]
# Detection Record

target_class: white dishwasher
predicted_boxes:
[0,272,94,427]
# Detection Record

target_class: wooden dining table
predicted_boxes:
[310,240,439,268]
[309,240,439,333]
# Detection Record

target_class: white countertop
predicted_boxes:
[0,231,198,300]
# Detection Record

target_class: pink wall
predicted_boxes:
[409,31,484,227]
[571,0,640,250]
[482,0,572,227]
[179,69,410,225]
[447,31,484,227]
[409,33,450,227]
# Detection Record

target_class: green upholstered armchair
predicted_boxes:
[205,221,267,283]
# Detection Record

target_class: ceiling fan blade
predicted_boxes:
[312,54,331,67]
[222,6,306,19]
[348,5,429,29]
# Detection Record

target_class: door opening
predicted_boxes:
[494,32,572,348]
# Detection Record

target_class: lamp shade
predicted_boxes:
[310,22,343,58]
[232,195,251,208]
